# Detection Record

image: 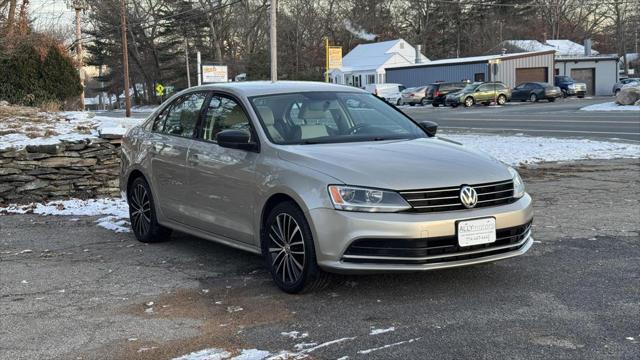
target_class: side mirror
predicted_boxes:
[216,130,258,152]
[419,121,438,137]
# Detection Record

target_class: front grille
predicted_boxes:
[342,221,531,265]
[399,180,515,213]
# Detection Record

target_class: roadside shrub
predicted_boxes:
[0,41,81,107]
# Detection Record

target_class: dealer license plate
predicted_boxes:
[458,218,496,247]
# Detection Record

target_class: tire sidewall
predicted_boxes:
[128,177,162,242]
[261,202,320,294]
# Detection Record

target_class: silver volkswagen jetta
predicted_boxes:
[120,81,533,293]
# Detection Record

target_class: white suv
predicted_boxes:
[365,83,406,105]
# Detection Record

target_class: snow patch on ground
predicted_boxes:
[580,102,640,111]
[0,110,145,150]
[369,327,395,335]
[172,348,270,360]
[0,198,130,233]
[442,133,640,166]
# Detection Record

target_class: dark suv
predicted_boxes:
[426,82,466,107]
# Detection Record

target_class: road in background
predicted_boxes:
[402,97,640,141]
[96,98,640,141]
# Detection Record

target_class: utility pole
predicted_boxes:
[67,0,87,111]
[270,0,277,82]
[120,0,131,117]
[185,37,191,88]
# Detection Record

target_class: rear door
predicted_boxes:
[475,83,494,102]
[185,93,259,244]
[149,92,207,221]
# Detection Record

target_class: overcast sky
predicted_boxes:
[30,0,76,39]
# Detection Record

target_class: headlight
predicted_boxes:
[328,185,411,212]
[508,167,525,198]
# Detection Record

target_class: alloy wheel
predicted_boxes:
[130,183,151,236]
[530,94,537,102]
[464,97,474,107]
[268,213,306,285]
[497,95,506,105]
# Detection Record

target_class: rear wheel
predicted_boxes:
[497,94,507,105]
[128,177,172,243]
[421,98,429,106]
[464,97,474,107]
[548,97,556,102]
[262,202,330,294]
[530,93,538,102]
[396,98,402,106]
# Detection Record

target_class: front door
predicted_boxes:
[148,92,207,221]
[475,83,495,103]
[185,93,259,244]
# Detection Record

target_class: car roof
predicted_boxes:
[184,81,366,97]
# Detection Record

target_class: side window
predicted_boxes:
[201,95,250,142]
[478,84,492,92]
[160,93,207,137]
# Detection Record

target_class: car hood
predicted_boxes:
[277,138,512,190]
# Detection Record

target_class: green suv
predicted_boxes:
[445,82,511,107]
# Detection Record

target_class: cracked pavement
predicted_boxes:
[1,159,639,359]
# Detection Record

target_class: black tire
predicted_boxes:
[409,103,415,106]
[420,98,429,106]
[497,94,507,105]
[396,99,402,106]
[431,101,439,107]
[530,93,538,102]
[548,97,556,102]
[615,89,620,96]
[561,89,568,98]
[128,177,172,243]
[463,97,474,107]
[262,201,331,294]
[577,95,585,99]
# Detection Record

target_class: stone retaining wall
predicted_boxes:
[0,137,121,205]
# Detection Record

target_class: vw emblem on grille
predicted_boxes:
[460,186,478,208]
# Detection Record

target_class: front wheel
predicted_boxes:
[262,202,331,294]
[128,177,172,243]
[464,97,474,107]
[548,97,556,102]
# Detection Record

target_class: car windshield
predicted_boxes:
[557,76,573,82]
[462,84,480,92]
[250,92,426,145]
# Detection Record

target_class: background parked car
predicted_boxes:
[400,86,430,106]
[613,78,640,95]
[426,82,466,107]
[554,75,587,98]
[365,83,406,105]
[511,82,562,102]
[445,82,511,107]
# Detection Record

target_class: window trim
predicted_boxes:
[192,90,261,153]
[149,90,211,139]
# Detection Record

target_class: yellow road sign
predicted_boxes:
[155,83,165,96]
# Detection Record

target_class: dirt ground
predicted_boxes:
[1,159,639,359]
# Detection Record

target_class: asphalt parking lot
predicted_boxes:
[401,97,640,141]
[1,159,639,360]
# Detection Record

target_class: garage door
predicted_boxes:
[571,68,595,96]
[516,67,548,85]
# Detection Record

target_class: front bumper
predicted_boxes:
[307,194,533,273]
[445,97,461,106]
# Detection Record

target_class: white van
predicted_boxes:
[364,83,406,105]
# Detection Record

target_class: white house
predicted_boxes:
[330,39,429,87]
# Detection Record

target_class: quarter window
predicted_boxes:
[200,95,251,142]
[155,92,207,137]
